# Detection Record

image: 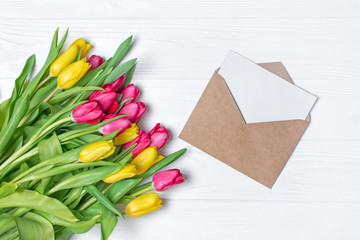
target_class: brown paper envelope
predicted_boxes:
[179,62,309,188]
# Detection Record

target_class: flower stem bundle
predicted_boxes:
[0,28,186,240]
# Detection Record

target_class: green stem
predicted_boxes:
[60,129,98,142]
[39,117,72,137]
[128,183,154,197]
[42,86,60,103]
[77,184,112,212]
[0,148,39,179]
[18,84,59,127]
[33,74,53,93]
[0,117,72,179]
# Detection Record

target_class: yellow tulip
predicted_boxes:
[57,58,90,89]
[49,45,78,76]
[49,38,91,77]
[125,193,162,218]
[114,123,139,146]
[70,38,92,58]
[80,140,115,163]
[103,164,137,183]
[130,146,164,175]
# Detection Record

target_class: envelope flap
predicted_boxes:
[218,51,317,124]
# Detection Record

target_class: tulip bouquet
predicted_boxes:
[0,28,186,240]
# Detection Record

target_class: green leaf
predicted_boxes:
[84,185,124,219]
[54,227,73,240]
[0,189,78,222]
[123,64,136,87]
[107,36,132,70]
[105,178,142,203]
[22,102,50,126]
[36,100,84,136]
[14,212,54,240]
[100,206,118,240]
[34,210,99,234]
[77,134,103,143]
[11,54,36,102]
[103,58,137,85]
[19,161,120,184]
[38,133,63,161]
[29,77,57,110]
[115,195,135,205]
[0,226,18,239]
[134,148,187,179]
[0,94,29,153]
[0,183,18,199]
[0,98,11,131]
[0,213,16,236]
[48,86,105,105]
[47,165,123,195]
[63,187,83,206]
[24,28,69,97]
[0,135,23,165]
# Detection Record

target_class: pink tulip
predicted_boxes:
[119,84,140,104]
[118,102,146,122]
[112,75,125,91]
[148,123,169,150]
[87,55,104,71]
[88,91,118,112]
[99,117,131,136]
[86,116,103,125]
[105,101,119,115]
[72,101,104,124]
[89,82,116,100]
[102,114,118,121]
[123,130,150,157]
[152,169,184,192]
[102,83,116,92]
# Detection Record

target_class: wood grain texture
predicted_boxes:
[0,0,359,239]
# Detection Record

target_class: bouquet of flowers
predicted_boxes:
[0,28,186,240]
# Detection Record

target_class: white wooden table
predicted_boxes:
[1,0,360,239]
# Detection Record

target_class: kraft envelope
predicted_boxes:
[179,52,317,188]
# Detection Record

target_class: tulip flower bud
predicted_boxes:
[119,84,140,104]
[101,114,118,122]
[88,91,118,112]
[49,45,78,77]
[105,101,119,115]
[125,193,162,218]
[130,146,164,175]
[88,83,115,104]
[89,76,124,100]
[118,102,146,123]
[148,123,170,150]
[123,130,150,157]
[87,55,104,71]
[70,38,92,58]
[80,140,115,163]
[99,118,131,136]
[114,123,139,145]
[103,164,137,183]
[112,75,125,91]
[57,58,90,89]
[152,169,184,192]
[72,101,104,123]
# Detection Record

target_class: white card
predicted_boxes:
[218,50,317,124]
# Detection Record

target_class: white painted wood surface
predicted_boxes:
[1,0,360,239]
